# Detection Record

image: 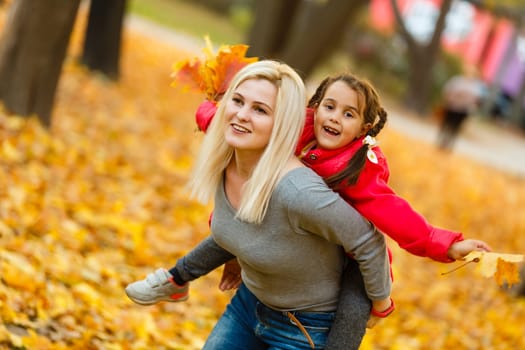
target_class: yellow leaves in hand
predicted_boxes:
[171,36,258,100]
[463,251,524,286]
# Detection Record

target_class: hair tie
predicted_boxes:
[363,135,378,164]
[363,135,377,147]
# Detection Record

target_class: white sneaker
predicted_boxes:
[125,268,189,305]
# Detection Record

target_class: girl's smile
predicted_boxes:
[314,80,369,150]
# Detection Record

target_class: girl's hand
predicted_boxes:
[447,239,492,261]
[367,315,381,329]
[367,297,394,328]
[218,258,242,291]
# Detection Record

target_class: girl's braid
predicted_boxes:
[367,107,387,137]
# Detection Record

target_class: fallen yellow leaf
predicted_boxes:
[464,251,524,286]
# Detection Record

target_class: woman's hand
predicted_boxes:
[447,239,492,261]
[218,258,242,291]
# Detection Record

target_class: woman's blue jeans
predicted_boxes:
[203,283,335,349]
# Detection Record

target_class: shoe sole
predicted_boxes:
[125,289,189,305]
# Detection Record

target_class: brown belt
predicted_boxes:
[286,311,315,349]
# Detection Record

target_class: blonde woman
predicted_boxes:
[128,60,392,349]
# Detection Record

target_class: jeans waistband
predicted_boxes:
[256,302,316,349]
[285,311,315,349]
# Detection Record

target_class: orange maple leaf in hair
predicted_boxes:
[171,37,258,100]
[214,44,257,96]
[171,58,203,93]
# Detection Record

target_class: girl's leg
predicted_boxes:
[171,235,235,283]
[126,236,234,305]
[203,284,267,350]
[325,258,371,350]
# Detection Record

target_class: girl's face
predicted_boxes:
[314,80,370,150]
[224,78,276,155]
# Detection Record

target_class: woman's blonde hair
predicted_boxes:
[189,60,306,223]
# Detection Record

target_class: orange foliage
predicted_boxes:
[171,36,258,100]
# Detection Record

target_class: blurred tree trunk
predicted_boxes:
[280,0,368,78]
[246,0,301,58]
[247,0,367,78]
[0,0,80,127]
[81,0,127,80]
[391,0,453,115]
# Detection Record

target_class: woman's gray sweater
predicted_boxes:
[208,167,390,312]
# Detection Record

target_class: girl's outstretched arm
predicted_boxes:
[447,239,492,260]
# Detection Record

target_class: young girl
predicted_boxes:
[126,73,491,349]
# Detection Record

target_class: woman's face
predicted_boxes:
[224,78,276,154]
[313,80,368,150]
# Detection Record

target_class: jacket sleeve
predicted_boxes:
[340,147,464,262]
[195,100,218,132]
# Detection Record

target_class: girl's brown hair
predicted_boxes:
[308,74,388,188]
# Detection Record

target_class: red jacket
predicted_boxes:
[196,100,463,263]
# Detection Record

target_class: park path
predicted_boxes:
[124,15,525,179]
[385,106,525,178]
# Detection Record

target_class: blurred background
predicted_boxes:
[2,0,525,131]
[1,0,525,349]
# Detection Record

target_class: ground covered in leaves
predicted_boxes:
[1,9,525,350]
